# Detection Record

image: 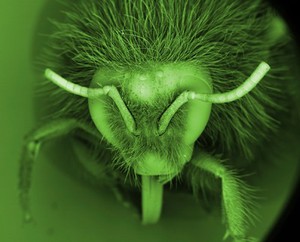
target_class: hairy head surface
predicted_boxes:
[39,0,289,164]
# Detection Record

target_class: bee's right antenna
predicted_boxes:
[158,62,270,135]
[190,61,271,103]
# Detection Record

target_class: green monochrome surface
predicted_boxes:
[1,0,300,242]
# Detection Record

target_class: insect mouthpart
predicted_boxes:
[131,150,192,176]
[134,153,177,176]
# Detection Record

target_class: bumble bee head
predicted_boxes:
[45,61,270,176]
[88,62,212,176]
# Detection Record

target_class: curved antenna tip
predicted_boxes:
[260,61,271,72]
[191,61,271,103]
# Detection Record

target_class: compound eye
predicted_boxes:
[156,65,213,145]
[88,70,130,147]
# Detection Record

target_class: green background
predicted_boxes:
[0,1,299,241]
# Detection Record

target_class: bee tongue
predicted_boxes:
[141,176,163,224]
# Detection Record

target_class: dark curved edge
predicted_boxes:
[266,1,300,241]
[269,0,300,45]
[265,183,300,242]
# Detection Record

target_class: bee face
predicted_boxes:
[89,62,212,175]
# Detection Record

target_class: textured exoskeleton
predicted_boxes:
[19,1,297,241]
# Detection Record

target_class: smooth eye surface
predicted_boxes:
[161,64,212,145]
[88,70,125,147]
